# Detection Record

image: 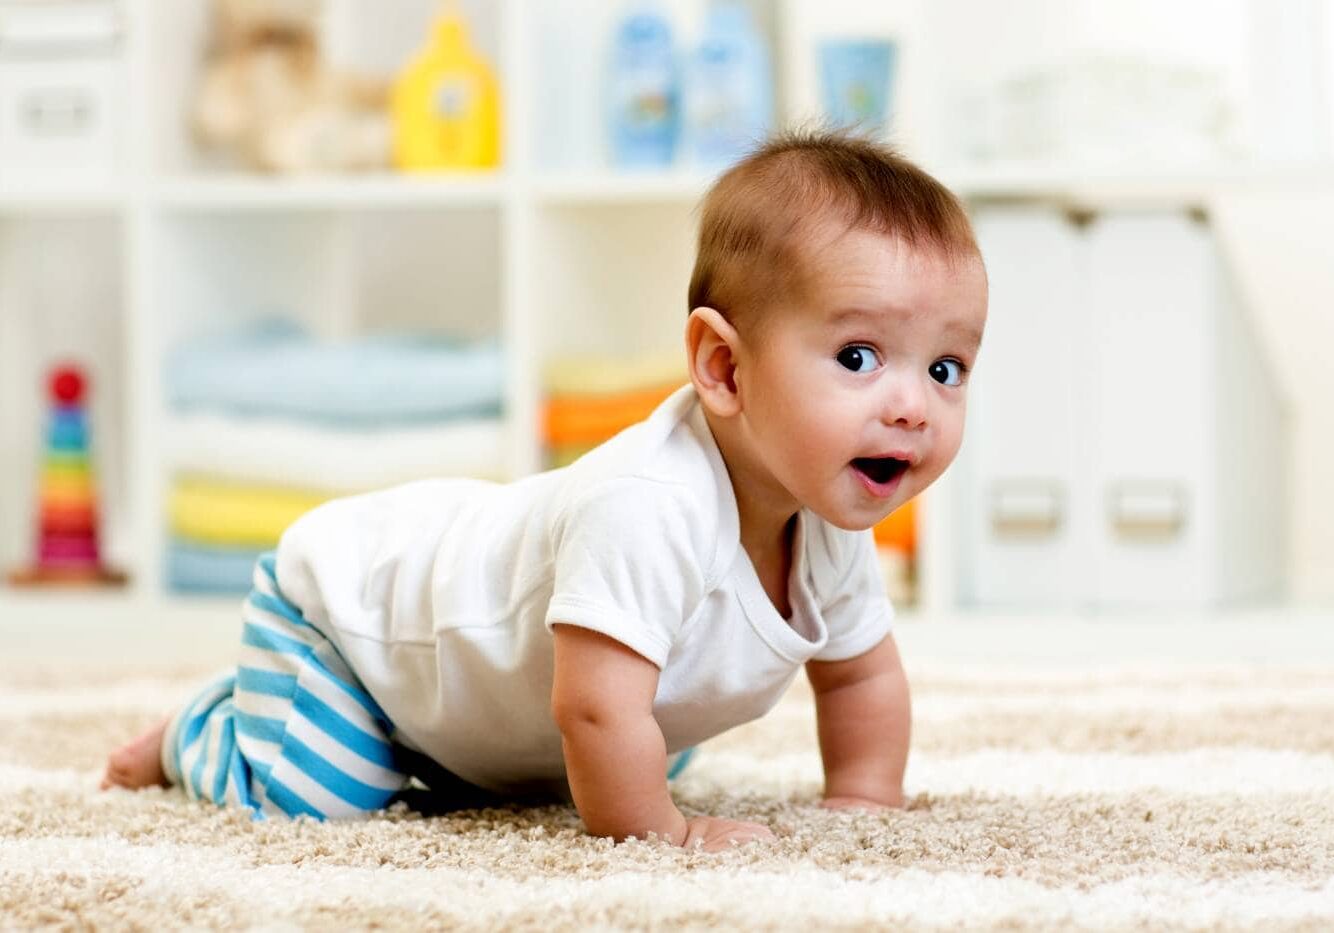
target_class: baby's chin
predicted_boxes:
[807,502,901,533]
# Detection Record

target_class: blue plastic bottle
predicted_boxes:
[686,2,772,169]
[606,3,681,169]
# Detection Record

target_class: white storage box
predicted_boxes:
[960,207,1287,610]
[0,1,123,188]
[959,208,1090,608]
[1086,213,1287,609]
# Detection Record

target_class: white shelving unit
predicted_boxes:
[0,0,1322,627]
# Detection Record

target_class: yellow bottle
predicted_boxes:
[392,5,501,171]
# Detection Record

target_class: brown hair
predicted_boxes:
[687,128,979,330]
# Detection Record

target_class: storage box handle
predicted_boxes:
[989,479,1063,538]
[20,88,95,136]
[19,88,96,136]
[1107,481,1188,540]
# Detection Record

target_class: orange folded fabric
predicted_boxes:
[543,382,683,447]
[873,499,916,554]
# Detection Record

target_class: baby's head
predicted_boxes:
[685,129,987,532]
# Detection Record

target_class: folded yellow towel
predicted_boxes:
[543,352,686,397]
[169,477,334,548]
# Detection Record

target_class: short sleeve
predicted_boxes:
[811,525,895,662]
[545,478,708,669]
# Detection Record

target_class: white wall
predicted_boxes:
[1211,190,1334,604]
[919,0,1253,162]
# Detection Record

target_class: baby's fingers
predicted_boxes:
[699,820,775,852]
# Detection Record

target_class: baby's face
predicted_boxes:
[736,227,987,530]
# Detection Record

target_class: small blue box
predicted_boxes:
[819,39,896,132]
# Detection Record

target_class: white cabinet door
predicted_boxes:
[963,208,1089,607]
[1087,213,1213,607]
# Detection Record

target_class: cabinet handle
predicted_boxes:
[1108,481,1187,540]
[20,89,95,136]
[990,479,1063,538]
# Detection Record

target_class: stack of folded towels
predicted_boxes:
[541,350,687,468]
[163,319,506,594]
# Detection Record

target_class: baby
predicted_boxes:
[103,129,988,852]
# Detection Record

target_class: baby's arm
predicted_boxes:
[805,633,911,810]
[551,624,774,850]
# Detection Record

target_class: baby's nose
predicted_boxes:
[880,373,928,428]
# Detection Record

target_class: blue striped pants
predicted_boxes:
[161,553,409,819]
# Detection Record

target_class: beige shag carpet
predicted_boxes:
[3,659,1333,931]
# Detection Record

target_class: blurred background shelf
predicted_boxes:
[0,187,127,214]
[152,174,511,211]
[943,160,1334,204]
[532,171,720,205]
[1,0,1331,622]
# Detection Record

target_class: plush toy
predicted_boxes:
[193,0,391,173]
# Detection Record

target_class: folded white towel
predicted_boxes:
[164,412,508,492]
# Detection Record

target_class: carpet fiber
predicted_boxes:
[2,659,1333,930]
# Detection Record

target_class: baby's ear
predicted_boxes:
[685,307,742,417]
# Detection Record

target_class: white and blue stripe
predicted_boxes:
[162,553,408,820]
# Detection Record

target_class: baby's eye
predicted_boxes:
[929,359,966,386]
[836,346,878,373]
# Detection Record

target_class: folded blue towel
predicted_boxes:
[165,539,265,595]
[165,319,504,424]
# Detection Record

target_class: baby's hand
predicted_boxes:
[680,815,775,852]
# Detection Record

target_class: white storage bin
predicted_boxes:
[1087,213,1287,609]
[960,208,1090,608]
[960,206,1287,610]
[0,1,123,187]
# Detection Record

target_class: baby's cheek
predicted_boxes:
[793,402,845,443]
[929,416,967,476]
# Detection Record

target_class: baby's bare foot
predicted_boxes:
[100,718,170,791]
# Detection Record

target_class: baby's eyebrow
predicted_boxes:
[943,320,985,350]
[825,306,887,327]
[827,307,984,350]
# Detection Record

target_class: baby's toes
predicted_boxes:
[100,740,152,790]
[100,749,132,789]
[99,759,123,790]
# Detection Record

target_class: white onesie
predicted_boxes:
[275,384,894,797]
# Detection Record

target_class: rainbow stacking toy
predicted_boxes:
[8,364,126,586]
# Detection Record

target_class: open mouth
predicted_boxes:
[851,457,910,487]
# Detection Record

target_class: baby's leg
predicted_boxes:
[100,671,238,800]
[100,667,239,794]
[100,717,171,790]
[101,553,409,819]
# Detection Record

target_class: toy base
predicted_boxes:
[6,565,129,587]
